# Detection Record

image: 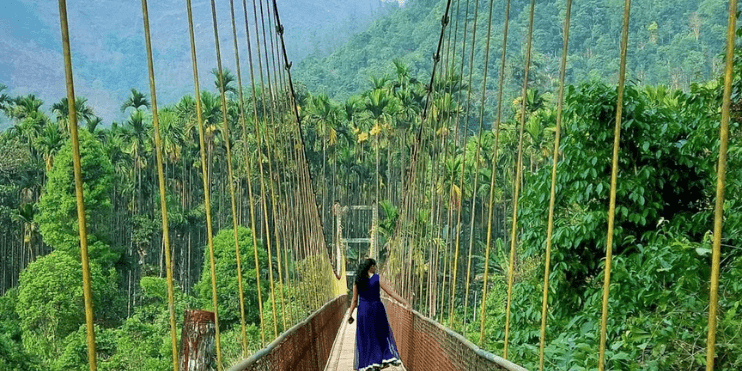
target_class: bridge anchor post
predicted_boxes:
[180,310,217,371]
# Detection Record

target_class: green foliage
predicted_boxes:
[100,277,197,371]
[0,289,38,370]
[518,82,733,305]
[53,325,117,371]
[15,251,120,362]
[195,227,268,329]
[497,74,742,369]
[296,0,729,105]
[36,129,118,266]
[258,282,310,340]
[220,324,263,369]
[294,254,337,314]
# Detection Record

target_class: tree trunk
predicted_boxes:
[179,310,217,371]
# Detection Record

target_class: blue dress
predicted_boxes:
[354,274,401,371]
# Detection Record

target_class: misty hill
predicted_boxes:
[294,0,730,102]
[0,0,399,128]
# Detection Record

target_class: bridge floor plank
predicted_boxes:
[325,309,405,371]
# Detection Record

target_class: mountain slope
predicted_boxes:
[294,0,729,102]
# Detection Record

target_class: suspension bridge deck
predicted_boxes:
[325,308,406,371]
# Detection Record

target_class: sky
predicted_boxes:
[0,0,394,127]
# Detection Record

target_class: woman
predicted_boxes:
[348,258,408,371]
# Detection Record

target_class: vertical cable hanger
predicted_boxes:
[597,0,632,369]
[56,1,97,369]
[209,0,248,359]
[183,0,223,365]
[139,0,179,367]
[538,0,573,369]
[449,0,473,321]
[240,0,268,346]
[704,0,736,370]
[463,0,497,331]
[227,0,253,356]
[503,0,536,360]
[256,0,280,337]
[480,0,512,346]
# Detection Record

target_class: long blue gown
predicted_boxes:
[354,274,401,371]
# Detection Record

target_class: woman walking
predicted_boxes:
[348,258,408,371]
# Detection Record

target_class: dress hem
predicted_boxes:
[356,357,401,371]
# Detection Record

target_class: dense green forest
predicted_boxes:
[295,0,729,102]
[1,0,741,369]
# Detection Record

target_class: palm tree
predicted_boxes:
[158,110,184,165]
[122,109,152,214]
[12,203,38,262]
[305,93,340,227]
[121,89,150,113]
[198,91,222,188]
[0,84,10,113]
[212,68,238,96]
[51,97,96,138]
[365,87,403,257]
[86,116,103,134]
[7,95,48,156]
[51,97,95,122]
[34,121,64,172]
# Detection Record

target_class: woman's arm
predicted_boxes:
[348,283,359,323]
[379,276,409,307]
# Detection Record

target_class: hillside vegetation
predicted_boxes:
[295,0,729,101]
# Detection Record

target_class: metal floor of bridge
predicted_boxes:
[325,308,406,371]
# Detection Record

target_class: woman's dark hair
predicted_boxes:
[354,258,377,290]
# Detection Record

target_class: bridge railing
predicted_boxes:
[228,295,348,371]
[385,299,528,371]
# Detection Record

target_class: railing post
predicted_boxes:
[180,310,217,371]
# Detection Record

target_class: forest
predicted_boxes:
[1,0,741,370]
[296,0,730,103]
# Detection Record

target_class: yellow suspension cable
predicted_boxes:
[269,66,299,325]
[227,0,253,356]
[479,0,511,347]
[705,0,736,369]
[251,0,280,336]
[184,0,222,366]
[430,1,458,318]
[388,0,452,306]
[449,0,474,321]
[598,0,631,369]
[438,0,461,322]
[241,0,268,345]
[539,0,573,369]
[504,0,536,360]
[463,0,497,331]
[257,0,284,336]
[262,13,289,324]
[209,0,246,356]
[139,0,179,368]
[56,1,97,369]
[263,0,294,331]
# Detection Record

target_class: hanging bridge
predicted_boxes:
[48,0,737,370]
